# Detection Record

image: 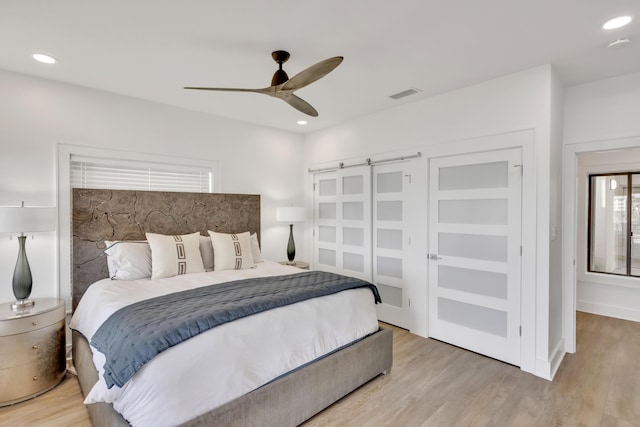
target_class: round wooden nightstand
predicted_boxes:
[279,261,310,270]
[0,298,66,406]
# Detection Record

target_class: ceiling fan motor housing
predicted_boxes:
[271,50,290,86]
[271,69,289,86]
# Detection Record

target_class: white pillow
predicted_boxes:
[250,233,263,263]
[146,232,205,279]
[104,240,152,280]
[199,235,215,271]
[208,231,255,271]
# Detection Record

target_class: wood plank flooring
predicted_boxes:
[1,311,638,427]
[0,373,90,427]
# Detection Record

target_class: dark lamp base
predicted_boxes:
[286,223,296,262]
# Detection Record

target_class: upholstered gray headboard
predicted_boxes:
[72,188,260,310]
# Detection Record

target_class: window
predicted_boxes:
[70,156,212,193]
[57,144,219,309]
[588,173,640,277]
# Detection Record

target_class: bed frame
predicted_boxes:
[71,188,393,426]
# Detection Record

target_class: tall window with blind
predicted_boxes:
[70,157,213,193]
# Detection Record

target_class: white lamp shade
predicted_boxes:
[276,207,306,223]
[0,206,57,233]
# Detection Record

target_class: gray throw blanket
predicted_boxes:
[91,270,381,389]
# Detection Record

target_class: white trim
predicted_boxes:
[577,300,640,323]
[562,135,640,354]
[535,339,565,381]
[579,272,640,289]
[550,340,566,380]
[56,143,221,311]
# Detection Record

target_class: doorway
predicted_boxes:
[563,136,640,353]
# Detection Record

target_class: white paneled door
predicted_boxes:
[373,161,426,330]
[428,148,522,366]
[313,166,372,281]
[313,161,426,331]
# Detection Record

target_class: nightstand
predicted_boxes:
[0,298,66,406]
[279,261,310,270]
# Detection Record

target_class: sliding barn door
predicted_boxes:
[428,148,522,365]
[313,167,372,281]
[373,161,425,330]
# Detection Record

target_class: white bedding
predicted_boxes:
[70,261,379,427]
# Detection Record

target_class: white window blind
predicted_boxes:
[70,156,212,193]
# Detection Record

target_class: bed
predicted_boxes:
[70,189,393,427]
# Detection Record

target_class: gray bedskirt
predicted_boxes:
[72,327,393,426]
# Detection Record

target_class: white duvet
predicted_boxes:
[70,261,379,427]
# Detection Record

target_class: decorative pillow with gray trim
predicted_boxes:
[146,232,205,279]
[208,231,255,271]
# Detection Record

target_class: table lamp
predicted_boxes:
[0,202,56,310]
[276,207,306,263]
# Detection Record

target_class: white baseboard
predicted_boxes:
[534,339,565,381]
[534,359,552,380]
[578,301,640,323]
[549,339,565,380]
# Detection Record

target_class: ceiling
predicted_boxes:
[1,1,639,133]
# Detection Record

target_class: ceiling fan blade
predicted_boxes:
[282,94,319,117]
[280,56,343,91]
[184,52,342,116]
[183,86,271,94]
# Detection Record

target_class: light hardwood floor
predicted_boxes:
[1,312,639,427]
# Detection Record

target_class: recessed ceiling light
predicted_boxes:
[297,120,308,125]
[602,16,632,30]
[32,53,57,64]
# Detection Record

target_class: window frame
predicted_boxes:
[587,171,640,278]
[56,143,220,309]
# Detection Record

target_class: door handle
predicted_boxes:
[428,254,442,261]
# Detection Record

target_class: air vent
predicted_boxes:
[389,87,421,100]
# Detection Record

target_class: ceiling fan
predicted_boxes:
[184,50,343,117]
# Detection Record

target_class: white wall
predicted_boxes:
[564,72,640,143]
[304,65,559,378]
[562,72,640,353]
[0,69,305,307]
